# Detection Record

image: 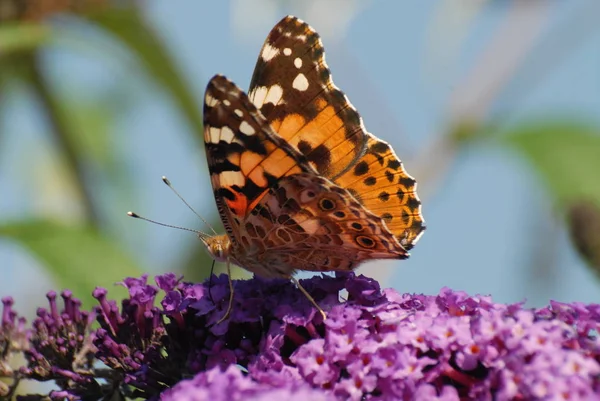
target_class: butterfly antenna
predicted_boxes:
[127,211,205,237]
[162,176,218,235]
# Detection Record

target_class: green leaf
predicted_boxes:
[566,200,600,274]
[0,23,51,55]
[53,94,119,171]
[0,219,144,307]
[501,120,600,206]
[86,7,204,139]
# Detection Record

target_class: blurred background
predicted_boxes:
[1,0,599,316]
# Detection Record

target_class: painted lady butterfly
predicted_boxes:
[201,16,425,320]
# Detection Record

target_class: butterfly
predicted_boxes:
[201,16,425,321]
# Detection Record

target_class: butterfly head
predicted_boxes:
[201,234,231,263]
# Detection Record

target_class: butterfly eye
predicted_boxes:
[356,235,376,249]
[319,198,335,211]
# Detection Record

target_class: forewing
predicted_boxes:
[248,15,368,179]
[203,75,315,244]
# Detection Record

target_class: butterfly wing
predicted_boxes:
[334,138,425,250]
[248,15,367,179]
[249,16,425,251]
[237,172,408,278]
[203,74,316,245]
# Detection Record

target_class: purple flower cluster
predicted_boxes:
[1,297,28,397]
[2,272,600,400]
[21,291,96,383]
[1,291,97,399]
[94,277,170,398]
[93,273,600,400]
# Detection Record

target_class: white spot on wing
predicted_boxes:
[264,84,284,105]
[292,73,309,92]
[234,109,243,117]
[261,43,280,62]
[220,126,235,143]
[239,121,256,136]
[223,99,231,106]
[283,48,292,56]
[294,57,302,69]
[249,86,268,108]
[205,93,218,107]
[208,127,221,144]
[218,171,245,187]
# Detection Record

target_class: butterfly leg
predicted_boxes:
[291,277,326,321]
[216,259,235,324]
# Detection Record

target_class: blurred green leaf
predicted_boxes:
[567,200,600,274]
[86,7,204,139]
[21,54,102,223]
[0,219,144,306]
[501,120,600,205]
[57,95,117,170]
[0,23,50,55]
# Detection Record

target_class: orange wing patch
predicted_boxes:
[334,136,425,250]
[269,104,363,178]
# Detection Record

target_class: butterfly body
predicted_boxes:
[202,16,425,280]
